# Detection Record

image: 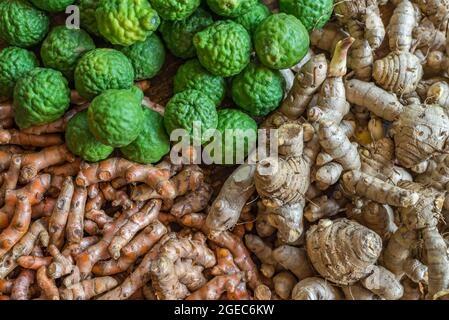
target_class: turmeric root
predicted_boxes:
[20,145,75,183]
[99,182,132,209]
[245,234,277,278]
[171,183,212,218]
[44,159,82,177]
[36,266,59,300]
[76,158,134,187]
[84,209,113,228]
[304,195,343,222]
[11,269,34,300]
[373,52,423,95]
[93,221,166,275]
[292,277,343,300]
[426,81,449,108]
[0,155,21,206]
[206,163,255,233]
[413,0,449,32]
[0,129,63,147]
[0,195,31,258]
[48,177,74,249]
[75,204,142,277]
[0,174,51,228]
[17,256,52,270]
[59,277,118,300]
[0,218,49,278]
[47,244,74,279]
[360,265,404,300]
[413,18,446,52]
[185,273,244,300]
[66,186,87,245]
[108,199,161,260]
[0,279,13,293]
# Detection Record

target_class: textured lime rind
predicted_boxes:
[234,2,271,34]
[79,0,100,36]
[164,89,218,144]
[29,0,75,12]
[231,62,285,117]
[13,68,70,129]
[254,13,310,69]
[150,0,201,20]
[88,87,145,148]
[74,48,134,100]
[65,110,114,162]
[160,7,213,59]
[207,0,258,17]
[121,108,170,164]
[0,0,49,48]
[194,20,252,77]
[119,33,165,81]
[174,59,226,106]
[41,26,95,80]
[96,0,160,46]
[279,0,333,31]
[213,108,257,164]
[0,47,39,102]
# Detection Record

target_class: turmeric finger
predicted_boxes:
[48,177,74,249]
[0,155,20,206]
[76,158,135,187]
[0,129,63,147]
[17,256,53,270]
[186,273,244,300]
[20,145,75,183]
[171,183,213,217]
[36,266,59,300]
[66,186,87,245]
[59,277,118,300]
[11,269,34,300]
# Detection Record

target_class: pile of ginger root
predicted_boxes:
[3,0,449,301]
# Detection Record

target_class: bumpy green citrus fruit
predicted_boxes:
[0,0,50,48]
[234,2,271,34]
[13,68,70,129]
[88,87,144,147]
[150,0,201,20]
[174,59,226,106]
[74,48,134,100]
[164,89,218,144]
[254,13,309,69]
[65,110,114,162]
[79,0,100,36]
[96,0,160,46]
[121,108,170,164]
[279,0,333,31]
[119,34,165,81]
[0,47,39,102]
[41,26,95,80]
[29,0,75,12]
[160,7,213,59]
[194,20,252,77]
[207,0,258,17]
[231,62,285,117]
[211,108,257,164]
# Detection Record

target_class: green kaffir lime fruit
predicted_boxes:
[29,0,75,12]
[211,108,257,164]
[88,87,144,147]
[74,48,134,100]
[13,68,70,129]
[231,62,285,117]
[164,89,218,144]
[207,0,258,17]
[234,1,271,34]
[96,0,160,46]
[120,108,170,164]
[159,7,213,59]
[149,0,201,21]
[0,0,49,48]
[279,0,333,31]
[0,47,39,102]
[119,33,165,81]
[79,0,101,36]
[41,26,95,80]
[194,20,252,77]
[174,59,226,106]
[254,13,309,69]
[65,110,114,162]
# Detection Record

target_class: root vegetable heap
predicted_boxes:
[1,0,449,302]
